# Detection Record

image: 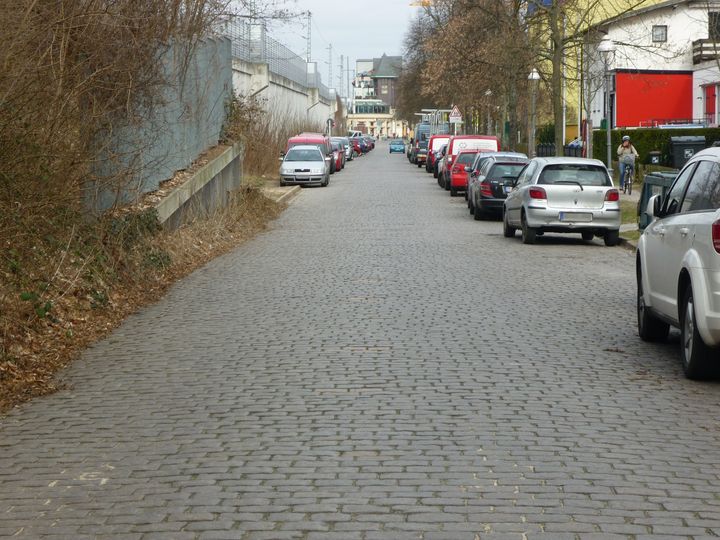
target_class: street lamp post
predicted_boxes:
[485,89,492,134]
[528,68,540,157]
[598,36,615,174]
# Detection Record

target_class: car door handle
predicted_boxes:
[679,227,690,237]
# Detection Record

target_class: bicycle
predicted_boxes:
[622,164,634,195]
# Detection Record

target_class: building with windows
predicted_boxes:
[348,54,407,138]
[586,0,720,129]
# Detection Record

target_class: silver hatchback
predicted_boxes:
[503,157,621,246]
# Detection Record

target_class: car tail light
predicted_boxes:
[713,220,720,253]
[605,189,619,202]
[529,187,546,200]
[480,181,492,197]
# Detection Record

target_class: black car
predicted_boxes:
[469,156,529,220]
[415,141,429,167]
[467,152,527,204]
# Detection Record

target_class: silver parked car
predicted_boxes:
[638,147,720,378]
[502,157,621,246]
[332,136,353,161]
[279,145,330,187]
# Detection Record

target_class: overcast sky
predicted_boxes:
[268,0,420,91]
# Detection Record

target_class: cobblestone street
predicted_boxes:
[2,143,720,539]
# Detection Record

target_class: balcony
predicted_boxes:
[693,39,720,64]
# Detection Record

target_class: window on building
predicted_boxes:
[652,25,667,43]
[710,12,720,40]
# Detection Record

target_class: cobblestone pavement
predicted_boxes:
[2,143,720,540]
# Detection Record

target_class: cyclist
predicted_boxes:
[617,135,639,191]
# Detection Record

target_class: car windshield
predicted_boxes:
[488,163,526,180]
[456,153,477,165]
[538,164,611,186]
[285,149,322,162]
[418,142,428,149]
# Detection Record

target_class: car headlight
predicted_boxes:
[280,168,292,174]
[312,168,323,174]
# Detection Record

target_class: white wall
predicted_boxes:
[232,58,337,131]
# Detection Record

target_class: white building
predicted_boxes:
[585,0,720,129]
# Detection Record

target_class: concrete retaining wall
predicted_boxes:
[156,143,243,230]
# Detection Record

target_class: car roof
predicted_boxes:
[689,147,720,161]
[289,135,326,142]
[533,156,606,167]
[287,145,322,151]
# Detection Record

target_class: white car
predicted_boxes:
[279,145,330,187]
[637,147,720,379]
[503,157,621,246]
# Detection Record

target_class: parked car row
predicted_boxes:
[279,132,373,187]
[407,135,622,247]
[408,133,720,379]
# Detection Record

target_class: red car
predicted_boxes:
[286,133,334,173]
[448,150,481,196]
[331,141,345,171]
[441,135,500,190]
[426,135,450,173]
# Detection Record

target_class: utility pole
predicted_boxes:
[339,55,345,96]
[305,11,311,63]
[327,44,333,89]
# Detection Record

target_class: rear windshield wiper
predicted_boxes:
[555,180,584,191]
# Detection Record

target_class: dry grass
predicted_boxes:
[0,186,282,413]
[223,95,321,177]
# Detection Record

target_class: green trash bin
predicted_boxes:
[638,171,678,231]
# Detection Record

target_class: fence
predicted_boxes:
[535,143,584,157]
[223,19,323,93]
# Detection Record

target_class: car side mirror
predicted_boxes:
[647,194,662,219]
[278,157,284,162]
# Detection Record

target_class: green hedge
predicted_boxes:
[593,127,720,167]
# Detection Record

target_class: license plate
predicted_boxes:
[559,212,592,222]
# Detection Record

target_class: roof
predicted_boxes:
[587,0,720,33]
[534,157,606,166]
[371,54,402,78]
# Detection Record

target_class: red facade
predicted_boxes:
[615,70,693,127]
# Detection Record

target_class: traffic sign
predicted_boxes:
[449,105,462,123]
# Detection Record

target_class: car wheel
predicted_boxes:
[604,229,619,246]
[503,210,516,238]
[473,204,484,221]
[450,187,457,197]
[581,231,594,242]
[468,197,474,213]
[464,191,468,201]
[637,269,669,342]
[280,180,287,187]
[680,285,715,379]
[433,168,438,178]
[521,212,537,244]
[444,177,450,191]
